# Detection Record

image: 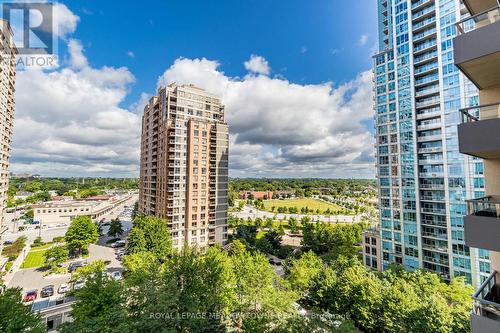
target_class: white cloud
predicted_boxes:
[12,31,140,177]
[10,2,375,178]
[358,34,369,46]
[67,39,87,68]
[53,3,80,39]
[157,57,375,178]
[127,51,135,58]
[243,54,270,75]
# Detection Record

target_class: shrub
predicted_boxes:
[2,237,26,261]
[52,236,65,243]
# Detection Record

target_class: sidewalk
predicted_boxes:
[2,242,31,287]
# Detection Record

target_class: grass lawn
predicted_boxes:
[261,198,346,215]
[21,244,52,269]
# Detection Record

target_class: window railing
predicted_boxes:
[460,102,500,123]
[466,196,500,218]
[456,5,500,35]
[472,271,500,320]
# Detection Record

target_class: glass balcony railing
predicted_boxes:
[411,0,434,10]
[472,271,500,321]
[412,5,435,21]
[414,50,438,64]
[456,5,500,35]
[460,102,500,123]
[414,39,437,52]
[413,16,436,31]
[415,73,439,86]
[466,196,500,218]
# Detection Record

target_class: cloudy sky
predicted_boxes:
[7,0,377,178]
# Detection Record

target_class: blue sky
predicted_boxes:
[5,0,378,178]
[65,0,377,105]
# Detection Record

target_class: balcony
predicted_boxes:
[454,6,500,89]
[464,196,500,252]
[458,103,500,159]
[471,271,500,332]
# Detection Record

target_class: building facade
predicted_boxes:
[453,0,500,331]
[139,84,229,250]
[373,0,490,286]
[32,194,132,225]
[362,227,382,272]
[0,19,16,235]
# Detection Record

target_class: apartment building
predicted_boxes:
[139,83,229,250]
[452,0,500,331]
[0,19,16,235]
[373,0,490,286]
[362,227,382,272]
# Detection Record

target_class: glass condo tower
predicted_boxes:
[373,0,489,286]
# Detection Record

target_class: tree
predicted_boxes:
[126,227,147,254]
[44,245,68,272]
[108,218,124,238]
[285,251,324,294]
[288,217,299,233]
[65,216,98,256]
[128,216,172,260]
[230,251,298,331]
[60,265,129,333]
[0,288,45,333]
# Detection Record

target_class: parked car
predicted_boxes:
[40,285,54,298]
[3,240,12,245]
[23,290,38,302]
[110,271,123,281]
[58,283,70,294]
[111,240,126,248]
[68,262,85,273]
[73,280,85,290]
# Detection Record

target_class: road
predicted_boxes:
[233,205,362,223]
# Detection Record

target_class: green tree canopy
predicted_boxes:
[107,218,124,238]
[0,288,45,333]
[65,216,98,255]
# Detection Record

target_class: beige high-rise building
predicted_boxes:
[453,1,500,331]
[139,83,229,250]
[0,19,17,234]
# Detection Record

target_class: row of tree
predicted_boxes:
[285,252,473,333]
[56,213,356,332]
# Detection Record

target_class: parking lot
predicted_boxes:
[6,201,135,303]
[8,243,124,295]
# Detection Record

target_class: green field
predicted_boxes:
[261,198,346,215]
[21,244,52,269]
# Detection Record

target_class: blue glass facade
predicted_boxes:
[374,0,488,286]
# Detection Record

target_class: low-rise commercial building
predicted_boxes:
[32,194,132,225]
